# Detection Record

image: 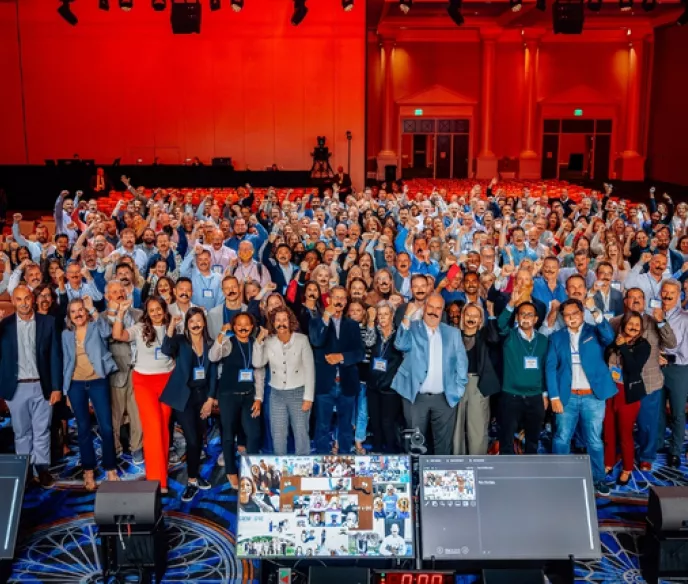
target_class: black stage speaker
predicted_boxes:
[95,480,161,527]
[643,486,688,583]
[309,566,370,584]
[171,1,201,34]
[384,164,397,185]
[552,0,584,34]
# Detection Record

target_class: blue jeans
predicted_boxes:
[353,382,368,444]
[636,389,662,464]
[553,393,606,483]
[68,378,117,471]
[315,383,355,454]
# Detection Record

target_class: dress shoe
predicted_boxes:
[617,471,632,486]
[669,455,682,469]
[639,462,653,472]
[37,470,54,488]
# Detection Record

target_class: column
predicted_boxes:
[476,34,498,179]
[618,35,645,181]
[377,39,398,181]
[519,39,541,179]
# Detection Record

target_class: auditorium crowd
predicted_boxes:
[1,176,687,500]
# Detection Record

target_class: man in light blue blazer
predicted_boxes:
[545,297,617,497]
[392,293,468,454]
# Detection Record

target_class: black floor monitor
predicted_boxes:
[419,455,601,561]
[0,455,30,560]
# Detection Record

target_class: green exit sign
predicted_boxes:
[574,109,583,117]
[414,109,423,116]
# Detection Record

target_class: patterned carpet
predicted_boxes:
[2,418,688,583]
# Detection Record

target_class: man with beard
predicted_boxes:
[394,274,430,326]
[34,284,67,332]
[0,286,61,487]
[169,277,196,329]
[108,228,148,274]
[180,247,223,310]
[408,237,440,279]
[47,234,71,270]
[105,279,144,465]
[461,271,486,312]
[392,294,468,455]
[532,256,567,308]
[366,268,395,306]
[145,232,182,279]
[654,225,684,275]
[137,228,157,261]
[309,286,364,455]
[65,262,103,303]
[489,268,547,329]
[203,229,236,275]
[225,216,268,261]
[12,213,53,263]
[207,275,247,339]
[9,261,43,296]
[114,262,142,309]
[262,243,297,295]
[625,252,669,313]
[232,241,272,288]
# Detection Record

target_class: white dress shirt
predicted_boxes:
[17,316,39,380]
[420,323,444,394]
[568,327,591,390]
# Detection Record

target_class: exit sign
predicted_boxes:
[574,109,583,117]
[414,109,423,116]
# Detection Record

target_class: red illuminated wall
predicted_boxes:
[648,25,688,187]
[366,39,633,171]
[0,0,366,187]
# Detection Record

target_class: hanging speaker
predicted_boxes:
[171,0,201,34]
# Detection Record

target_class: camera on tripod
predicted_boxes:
[402,428,427,455]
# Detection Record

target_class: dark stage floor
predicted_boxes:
[3,418,688,584]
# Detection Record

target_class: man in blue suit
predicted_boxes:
[309,286,365,455]
[392,293,468,455]
[0,286,62,487]
[545,298,617,496]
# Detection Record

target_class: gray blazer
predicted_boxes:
[62,318,118,393]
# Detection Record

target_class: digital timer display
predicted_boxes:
[374,570,455,584]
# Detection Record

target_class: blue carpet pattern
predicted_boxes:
[3,420,688,583]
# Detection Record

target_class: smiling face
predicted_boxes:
[147,299,166,326]
[423,295,444,329]
[234,314,254,342]
[69,300,88,328]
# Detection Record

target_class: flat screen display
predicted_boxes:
[237,455,414,558]
[419,455,601,561]
[0,455,29,559]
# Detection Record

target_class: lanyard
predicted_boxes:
[199,273,213,289]
[379,330,394,359]
[237,339,252,370]
[195,347,205,369]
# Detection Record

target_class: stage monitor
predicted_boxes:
[419,455,600,561]
[237,455,413,559]
[0,455,29,559]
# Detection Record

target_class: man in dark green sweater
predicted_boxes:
[496,292,549,455]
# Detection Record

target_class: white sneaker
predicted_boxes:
[217,452,225,467]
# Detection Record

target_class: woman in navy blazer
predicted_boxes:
[160,307,217,502]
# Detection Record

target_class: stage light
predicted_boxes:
[677,0,688,23]
[210,0,221,10]
[536,0,547,10]
[291,0,307,25]
[587,0,601,11]
[119,0,133,11]
[231,0,243,11]
[152,0,166,9]
[399,0,412,13]
[447,0,464,25]
[343,0,354,11]
[99,0,110,10]
[619,0,632,10]
[58,0,78,25]
[511,0,523,12]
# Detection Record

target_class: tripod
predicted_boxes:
[310,153,334,179]
[403,428,427,570]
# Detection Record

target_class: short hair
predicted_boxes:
[55,233,69,244]
[411,273,429,286]
[661,278,681,294]
[115,262,134,275]
[516,301,538,317]
[559,298,584,315]
[623,286,645,300]
[565,273,586,289]
[176,276,192,288]
[222,274,239,286]
[574,249,589,258]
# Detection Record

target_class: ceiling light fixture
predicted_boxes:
[400,0,412,14]
[231,0,243,11]
[343,0,354,11]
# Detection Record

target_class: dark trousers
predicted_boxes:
[218,391,261,475]
[68,378,117,471]
[175,388,207,480]
[315,383,355,455]
[660,364,688,458]
[499,392,545,455]
[402,393,456,455]
[367,388,402,453]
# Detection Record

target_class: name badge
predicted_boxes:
[611,282,622,291]
[155,347,163,360]
[650,299,662,309]
[193,367,206,381]
[212,264,223,274]
[203,289,213,298]
[572,353,581,365]
[524,356,539,370]
[604,312,614,320]
[610,365,623,383]
[239,369,254,382]
[373,358,388,372]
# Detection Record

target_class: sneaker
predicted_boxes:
[196,477,212,490]
[132,449,144,465]
[181,482,200,502]
[595,482,611,497]
[217,452,225,467]
[168,450,181,465]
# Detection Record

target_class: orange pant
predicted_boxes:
[132,370,172,489]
